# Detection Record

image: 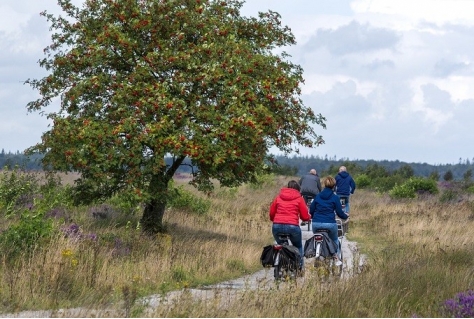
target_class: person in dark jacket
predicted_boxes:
[309,176,349,265]
[270,180,311,268]
[334,166,356,214]
[299,168,322,202]
[299,169,322,226]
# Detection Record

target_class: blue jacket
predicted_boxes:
[310,188,349,223]
[335,171,356,196]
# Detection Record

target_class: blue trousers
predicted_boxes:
[272,223,304,267]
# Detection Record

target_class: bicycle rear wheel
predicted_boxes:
[274,264,283,281]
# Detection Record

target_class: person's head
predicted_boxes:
[323,176,336,189]
[287,180,301,191]
[310,169,317,175]
[339,166,347,173]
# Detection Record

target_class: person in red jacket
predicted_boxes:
[270,180,311,268]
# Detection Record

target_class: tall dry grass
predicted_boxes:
[0,174,288,314]
[1,175,473,317]
[147,188,474,318]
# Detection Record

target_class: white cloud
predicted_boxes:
[352,0,474,25]
[1,0,474,164]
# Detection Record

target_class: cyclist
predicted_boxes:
[270,180,311,269]
[334,166,356,214]
[309,176,349,266]
[299,169,322,226]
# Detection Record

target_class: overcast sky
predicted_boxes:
[1,0,474,165]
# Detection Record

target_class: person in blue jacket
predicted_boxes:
[309,176,349,265]
[334,166,356,214]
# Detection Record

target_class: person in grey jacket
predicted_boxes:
[299,169,322,201]
[299,169,322,226]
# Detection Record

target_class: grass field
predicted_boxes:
[0,171,473,317]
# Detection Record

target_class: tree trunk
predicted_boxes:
[140,156,185,235]
[141,198,166,235]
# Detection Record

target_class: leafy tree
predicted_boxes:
[365,163,390,179]
[429,170,440,181]
[463,169,472,182]
[271,164,298,177]
[395,164,414,178]
[25,0,326,234]
[443,170,454,182]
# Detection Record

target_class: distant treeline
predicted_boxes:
[0,150,43,170]
[272,155,474,180]
[2,149,473,181]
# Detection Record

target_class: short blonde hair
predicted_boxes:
[323,176,336,188]
[339,166,347,172]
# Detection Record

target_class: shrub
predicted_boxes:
[0,210,55,259]
[168,186,211,215]
[389,177,438,199]
[389,183,416,199]
[439,189,459,203]
[372,175,404,193]
[466,185,474,194]
[249,173,275,190]
[354,174,370,189]
[407,177,439,194]
[0,167,39,215]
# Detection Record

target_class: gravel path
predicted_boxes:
[3,224,365,318]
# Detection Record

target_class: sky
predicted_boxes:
[1,0,474,165]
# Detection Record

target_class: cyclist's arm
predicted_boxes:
[298,197,311,221]
[269,198,278,221]
[309,199,317,218]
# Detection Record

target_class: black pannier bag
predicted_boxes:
[304,236,316,258]
[260,245,275,267]
[279,245,301,270]
[304,233,338,258]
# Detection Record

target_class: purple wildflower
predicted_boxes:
[112,237,131,258]
[86,233,98,241]
[45,208,69,220]
[62,223,81,238]
[442,290,474,318]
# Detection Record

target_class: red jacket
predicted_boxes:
[269,188,311,226]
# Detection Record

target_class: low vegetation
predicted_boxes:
[0,167,473,317]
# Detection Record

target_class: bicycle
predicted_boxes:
[272,233,302,281]
[339,196,349,233]
[301,194,314,231]
[310,218,346,278]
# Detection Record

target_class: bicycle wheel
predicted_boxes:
[274,264,283,281]
[336,241,343,275]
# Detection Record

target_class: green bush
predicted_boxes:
[372,175,404,193]
[249,173,275,190]
[439,189,459,202]
[466,185,474,194]
[407,177,439,194]
[355,174,370,189]
[389,177,439,199]
[168,186,211,215]
[389,183,416,199]
[0,167,39,215]
[0,210,55,259]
